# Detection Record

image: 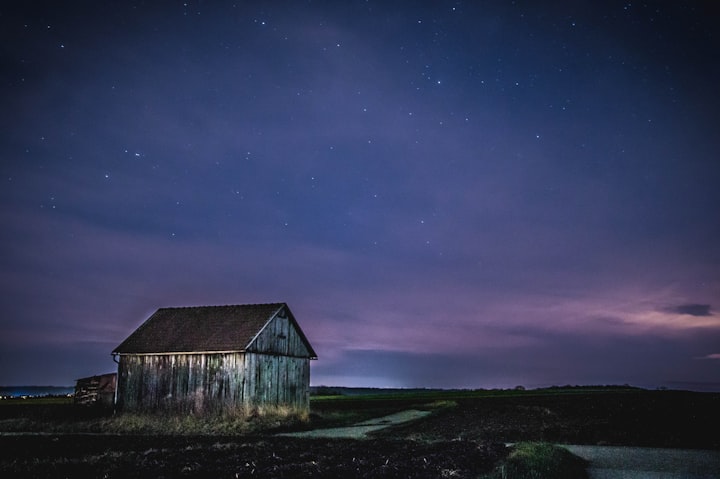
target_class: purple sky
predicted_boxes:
[2,1,719,390]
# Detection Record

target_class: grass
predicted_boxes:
[0,401,310,435]
[99,405,310,435]
[310,385,642,406]
[0,396,73,406]
[483,442,588,479]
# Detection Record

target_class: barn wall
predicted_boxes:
[242,352,310,410]
[250,312,311,357]
[116,352,309,413]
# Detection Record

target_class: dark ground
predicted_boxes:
[371,389,720,449]
[0,434,505,479]
[1,389,717,478]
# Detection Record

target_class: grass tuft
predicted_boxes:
[483,442,588,479]
[427,399,458,409]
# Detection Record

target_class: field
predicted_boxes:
[1,387,718,478]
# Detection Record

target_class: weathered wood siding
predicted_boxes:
[242,353,310,409]
[116,352,310,413]
[248,310,311,357]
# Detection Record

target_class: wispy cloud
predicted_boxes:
[665,304,712,317]
[696,353,720,360]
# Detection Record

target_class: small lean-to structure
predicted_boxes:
[74,372,117,407]
[112,303,317,414]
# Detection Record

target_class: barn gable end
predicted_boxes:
[246,306,314,358]
[112,302,316,414]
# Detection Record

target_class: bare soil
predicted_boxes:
[0,434,505,478]
[1,389,717,478]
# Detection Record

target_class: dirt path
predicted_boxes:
[277,409,432,439]
[561,445,720,479]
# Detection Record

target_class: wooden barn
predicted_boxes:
[112,303,317,414]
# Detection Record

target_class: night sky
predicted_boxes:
[2,1,719,390]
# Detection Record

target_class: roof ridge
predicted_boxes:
[158,302,286,310]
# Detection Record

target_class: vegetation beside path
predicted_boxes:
[482,442,589,479]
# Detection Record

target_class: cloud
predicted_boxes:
[696,353,720,360]
[666,304,712,317]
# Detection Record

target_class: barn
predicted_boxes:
[112,303,317,414]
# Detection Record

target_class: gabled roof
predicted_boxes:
[112,302,316,358]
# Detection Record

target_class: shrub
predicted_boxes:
[486,442,588,479]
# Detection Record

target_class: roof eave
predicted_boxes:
[113,350,317,358]
[113,349,247,356]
